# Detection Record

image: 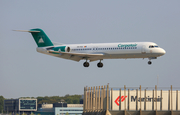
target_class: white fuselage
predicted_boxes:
[37,42,166,62]
[16,28,166,67]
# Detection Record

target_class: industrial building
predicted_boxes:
[36,103,83,115]
[4,98,83,115]
[83,85,180,115]
[4,98,37,115]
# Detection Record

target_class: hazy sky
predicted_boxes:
[1,0,180,99]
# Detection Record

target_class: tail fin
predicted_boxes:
[29,28,54,47]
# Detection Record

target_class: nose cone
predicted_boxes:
[160,48,166,55]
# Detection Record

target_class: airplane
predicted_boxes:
[15,28,166,68]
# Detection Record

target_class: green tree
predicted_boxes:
[73,98,79,104]
[0,96,5,113]
[35,95,82,104]
[30,112,34,115]
[65,112,69,115]
[22,113,27,115]
[65,97,73,104]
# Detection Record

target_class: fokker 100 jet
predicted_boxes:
[15,28,166,68]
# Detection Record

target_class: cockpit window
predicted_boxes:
[149,45,154,48]
[149,45,158,48]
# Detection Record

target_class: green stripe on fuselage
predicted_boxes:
[53,46,66,52]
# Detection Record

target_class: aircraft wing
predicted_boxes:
[47,50,104,62]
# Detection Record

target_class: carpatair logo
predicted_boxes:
[118,44,137,47]
[38,37,44,43]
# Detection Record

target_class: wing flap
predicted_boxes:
[47,50,104,62]
[47,50,104,57]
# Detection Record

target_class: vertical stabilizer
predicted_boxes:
[30,28,53,47]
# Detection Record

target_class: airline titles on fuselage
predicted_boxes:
[72,44,138,52]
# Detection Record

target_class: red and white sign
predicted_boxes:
[110,90,180,111]
[114,96,127,106]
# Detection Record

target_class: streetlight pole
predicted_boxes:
[60,99,65,115]
[62,102,63,115]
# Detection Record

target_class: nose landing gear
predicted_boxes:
[148,61,152,65]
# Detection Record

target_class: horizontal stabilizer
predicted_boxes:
[13,30,40,33]
[14,28,54,47]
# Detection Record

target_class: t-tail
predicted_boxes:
[14,28,54,47]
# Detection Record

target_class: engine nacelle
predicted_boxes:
[52,46,70,52]
[65,46,71,52]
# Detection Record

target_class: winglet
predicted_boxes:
[13,30,40,33]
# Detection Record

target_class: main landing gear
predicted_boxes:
[97,60,103,68]
[83,62,89,67]
[83,60,103,68]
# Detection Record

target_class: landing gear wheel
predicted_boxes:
[148,61,152,65]
[97,62,103,68]
[83,62,89,67]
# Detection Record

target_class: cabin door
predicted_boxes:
[141,45,146,54]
